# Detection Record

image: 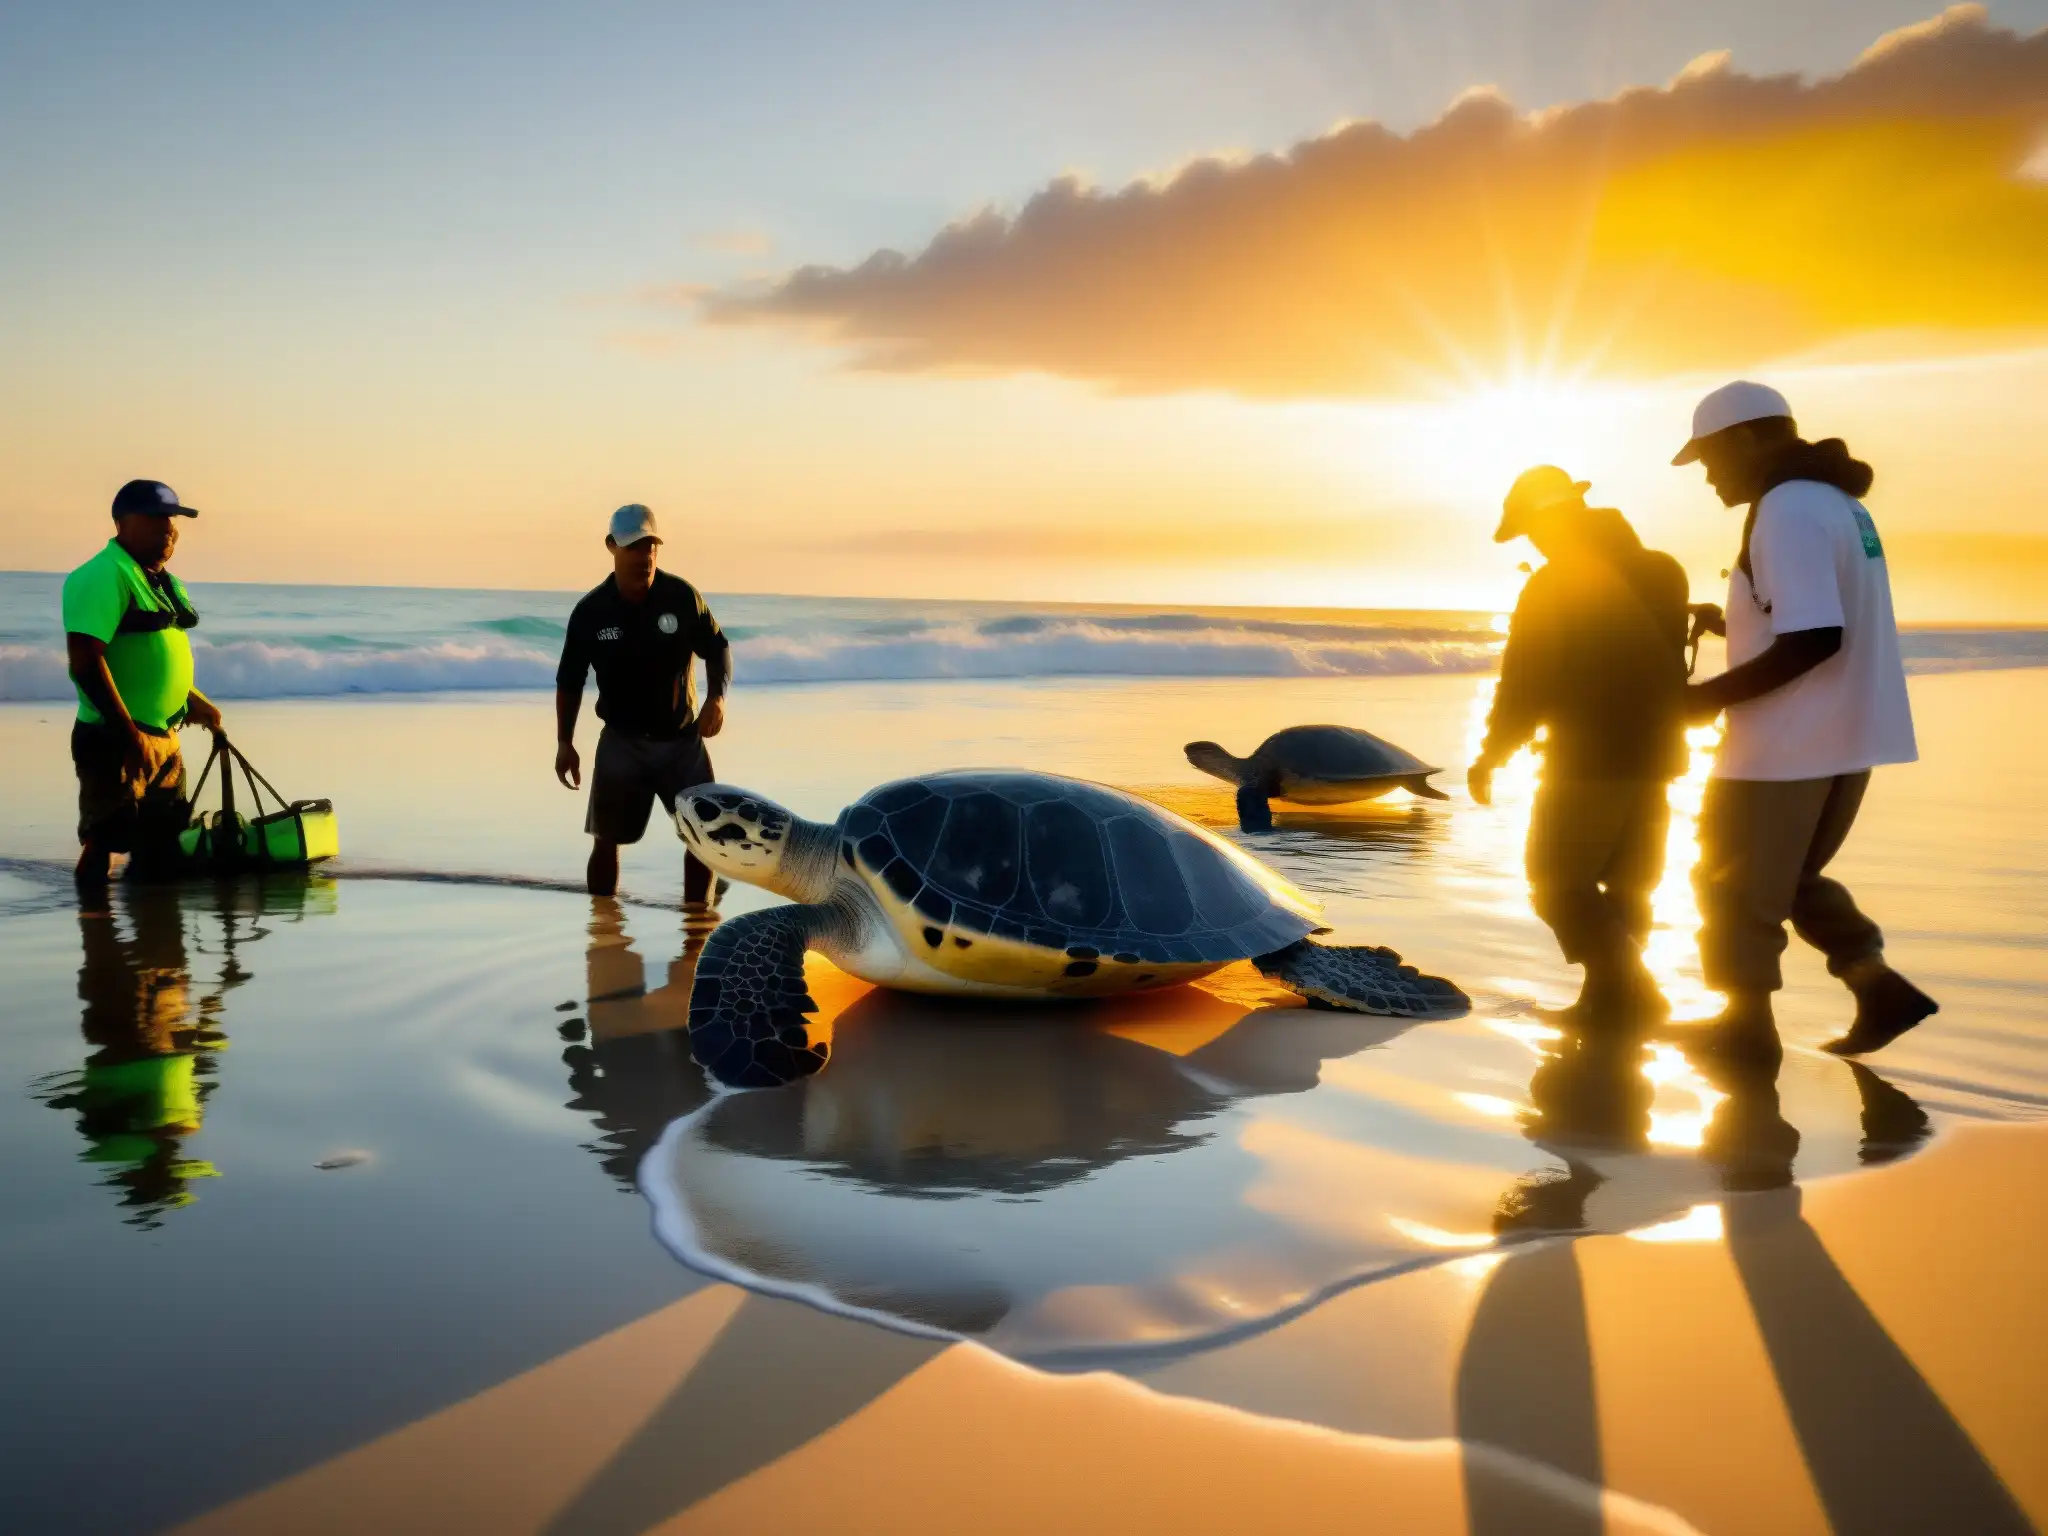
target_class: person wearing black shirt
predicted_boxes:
[554,504,731,907]
[1468,466,1691,1024]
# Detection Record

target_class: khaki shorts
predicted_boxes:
[73,721,188,853]
[586,728,714,844]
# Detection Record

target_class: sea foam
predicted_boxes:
[0,569,2042,702]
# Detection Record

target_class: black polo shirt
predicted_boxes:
[557,571,728,740]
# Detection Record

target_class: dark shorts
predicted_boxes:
[586,728,714,844]
[72,721,188,852]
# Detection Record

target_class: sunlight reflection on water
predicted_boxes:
[1448,678,1729,1125]
[1451,679,1722,1014]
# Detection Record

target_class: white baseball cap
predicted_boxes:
[1672,380,1793,465]
[607,503,660,546]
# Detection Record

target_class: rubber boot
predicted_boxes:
[1545,947,1667,1032]
[1823,960,1938,1056]
[1689,990,1782,1069]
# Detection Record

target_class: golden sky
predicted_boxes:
[3,3,2046,618]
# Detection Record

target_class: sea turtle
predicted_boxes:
[1184,725,1450,832]
[672,771,1467,1087]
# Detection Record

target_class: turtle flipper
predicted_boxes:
[1403,774,1452,802]
[1254,939,1469,1017]
[688,905,832,1088]
[1235,785,1275,833]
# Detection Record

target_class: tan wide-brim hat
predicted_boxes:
[1495,464,1591,543]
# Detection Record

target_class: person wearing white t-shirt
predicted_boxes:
[1673,381,1936,1063]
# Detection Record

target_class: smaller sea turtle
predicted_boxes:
[1185,725,1450,832]
[672,772,1467,1088]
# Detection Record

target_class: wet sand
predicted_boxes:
[1,666,2044,1530]
[173,1119,2048,1535]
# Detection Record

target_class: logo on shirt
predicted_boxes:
[657,612,679,635]
[1852,506,1885,560]
[597,626,623,642]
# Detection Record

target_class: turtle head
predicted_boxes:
[1183,741,1248,786]
[674,787,835,902]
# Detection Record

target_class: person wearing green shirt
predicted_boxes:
[63,479,225,896]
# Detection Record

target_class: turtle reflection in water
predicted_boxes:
[1185,724,1450,832]
[642,985,1417,1344]
[672,770,1468,1088]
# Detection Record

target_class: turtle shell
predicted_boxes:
[838,771,1317,966]
[1253,725,1436,781]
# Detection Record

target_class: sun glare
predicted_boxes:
[1340,375,1650,530]
[1425,380,1624,510]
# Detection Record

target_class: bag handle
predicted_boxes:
[223,740,290,817]
[187,733,226,808]
[186,735,292,823]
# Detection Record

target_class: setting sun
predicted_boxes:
[1399,380,1635,512]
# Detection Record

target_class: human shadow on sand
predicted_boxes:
[538,1292,948,1536]
[1455,1031,2029,1536]
[552,980,1418,1536]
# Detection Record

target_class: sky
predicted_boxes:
[3,0,2047,617]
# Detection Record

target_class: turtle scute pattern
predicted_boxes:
[841,772,1314,965]
[688,907,831,1088]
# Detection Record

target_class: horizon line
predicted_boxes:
[0,568,2041,630]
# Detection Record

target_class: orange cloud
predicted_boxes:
[704,6,2048,399]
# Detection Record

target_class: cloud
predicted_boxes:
[703,6,2048,399]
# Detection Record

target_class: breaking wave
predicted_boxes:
[732,617,1500,685]
[0,639,559,701]
[0,620,1501,701]
[0,564,2041,703]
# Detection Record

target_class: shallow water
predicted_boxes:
[641,972,1947,1366]
[0,667,2044,1526]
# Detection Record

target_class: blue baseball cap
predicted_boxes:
[112,479,198,519]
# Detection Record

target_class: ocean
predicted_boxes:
[6,570,2046,704]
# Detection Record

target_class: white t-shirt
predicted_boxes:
[1714,479,1917,781]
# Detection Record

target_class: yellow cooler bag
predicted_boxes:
[178,736,340,871]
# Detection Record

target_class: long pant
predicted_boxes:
[1525,777,1671,967]
[1694,771,1885,994]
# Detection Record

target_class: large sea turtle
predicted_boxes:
[1184,725,1450,832]
[672,771,1467,1087]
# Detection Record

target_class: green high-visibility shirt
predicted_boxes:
[61,539,199,731]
